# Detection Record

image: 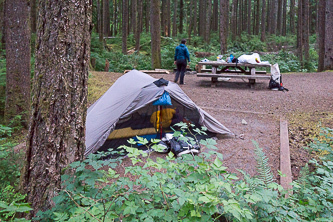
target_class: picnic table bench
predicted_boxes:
[197,61,271,87]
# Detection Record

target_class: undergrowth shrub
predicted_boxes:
[0,124,32,221]
[34,126,333,222]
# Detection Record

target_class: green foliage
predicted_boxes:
[34,126,333,222]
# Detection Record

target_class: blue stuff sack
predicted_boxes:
[153,91,172,106]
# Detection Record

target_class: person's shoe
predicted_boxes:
[190,143,200,154]
[180,83,186,85]
[156,140,170,153]
[170,138,192,157]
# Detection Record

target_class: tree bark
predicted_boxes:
[260,0,266,41]
[131,0,136,35]
[172,0,177,36]
[30,0,36,33]
[277,0,282,35]
[219,0,229,54]
[122,0,128,54]
[193,0,197,36]
[205,0,212,43]
[282,0,287,36]
[318,0,333,71]
[150,0,161,69]
[179,0,184,34]
[247,0,252,35]
[166,0,171,36]
[290,0,295,34]
[103,0,110,36]
[135,0,142,51]
[21,0,91,217]
[231,0,238,40]
[145,0,150,32]
[212,0,219,31]
[161,0,167,36]
[4,0,31,126]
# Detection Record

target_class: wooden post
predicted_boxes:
[280,117,293,196]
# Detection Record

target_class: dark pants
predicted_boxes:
[174,59,187,84]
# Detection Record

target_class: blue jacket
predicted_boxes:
[174,44,190,62]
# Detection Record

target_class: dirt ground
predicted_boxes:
[90,71,333,182]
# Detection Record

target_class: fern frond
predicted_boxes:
[252,140,275,187]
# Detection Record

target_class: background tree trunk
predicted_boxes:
[145,0,150,32]
[192,0,197,36]
[4,0,31,126]
[290,0,295,34]
[260,0,266,41]
[247,0,249,35]
[122,0,128,54]
[205,0,212,43]
[219,0,229,54]
[179,0,184,34]
[21,0,91,217]
[212,0,219,31]
[172,0,177,36]
[103,0,110,36]
[135,0,142,51]
[318,0,333,71]
[150,0,161,69]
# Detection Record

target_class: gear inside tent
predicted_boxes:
[85,70,233,157]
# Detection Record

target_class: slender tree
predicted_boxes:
[205,0,212,43]
[179,0,184,34]
[135,0,142,51]
[260,0,266,41]
[4,0,31,126]
[247,0,251,34]
[318,0,333,71]
[219,0,229,54]
[290,0,295,34]
[150,0,161,68]
[21,0,92,217]
[172,0,177,36]
[103,0,110,36]
[122,0,128,54]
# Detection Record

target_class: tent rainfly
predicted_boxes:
[85,70,233,156]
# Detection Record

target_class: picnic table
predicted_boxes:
[197,61,271,87]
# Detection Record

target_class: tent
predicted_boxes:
[85,70,233,156]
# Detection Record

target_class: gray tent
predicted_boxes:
[85,70,233,156]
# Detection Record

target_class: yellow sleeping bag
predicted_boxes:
[150,108,176,129]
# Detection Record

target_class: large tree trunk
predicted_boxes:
[30,0,37,33]
[145,0,150,32]
[4,0,31,126]
[122,0,128,54]
[219,0,229,54]
[150,0,161,69]
[21,0,92,217]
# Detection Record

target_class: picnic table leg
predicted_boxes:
[211,66,218,87]
[249,68,256,85]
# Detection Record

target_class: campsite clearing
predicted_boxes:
[88,71,333,181]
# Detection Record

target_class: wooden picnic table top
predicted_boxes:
[198,61,271,68]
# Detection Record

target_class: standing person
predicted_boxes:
[174,39,190,85]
